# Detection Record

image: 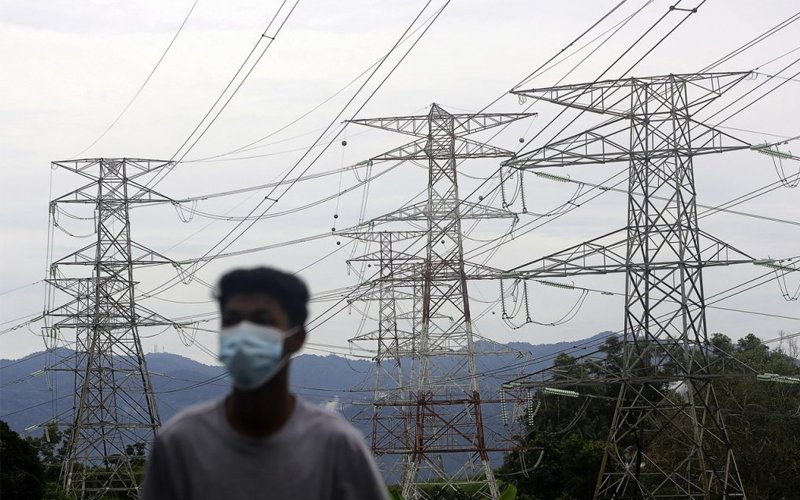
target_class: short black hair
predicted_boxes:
[215,267,310,327]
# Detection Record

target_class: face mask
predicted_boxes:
[218,321,301,391]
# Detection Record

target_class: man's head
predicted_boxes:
[215,267,309,356]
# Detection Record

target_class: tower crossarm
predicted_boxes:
[451,111,537,135]
[510,72,751,117]
[52,180,177,206]
[452,137,516,158]
[52,158,175,182]
[52,241,180,268]
[368,138,429,160]
[338,229,429,242]
[348,103,535,138]
[366,136,518,162]
[504,118,752,170]
[347,116,433,137]
[507,228,755,279]
[368,199,516,223]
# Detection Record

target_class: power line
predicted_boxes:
[71,0,200,158]
[186,8,447,164]
[699,10,800,72]
[129,0,670,307]
[139,0,451,300]
[171,0,298,162]
[143,0,300,194]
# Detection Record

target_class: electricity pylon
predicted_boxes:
[340,229,425,477]
[504,73,756,499]
[44,158,178,499]
[348,104,535,499]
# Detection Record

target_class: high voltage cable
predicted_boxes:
[0,280,43,298]
[164,0,713,345]
[143,0,300,193]
[138,0,450,300]
[170,0,298,163]
[531,171,800,228]
[445,262,800,387]
[106,2,650,300]
[699,10,800,72]
[338,0,691,305]
[71,0,201,158]
[5,269,794,398]
[517,0,700,156]
[159,160,402,222]
[510,0,633,92]
[186,8,446,164]
[718,125,796,140]
[128,2,649,296]
[458,5,800,266]
[183,127,346,163]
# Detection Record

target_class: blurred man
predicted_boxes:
[141,267,388,500]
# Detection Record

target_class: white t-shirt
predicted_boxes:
[140,396,389,500]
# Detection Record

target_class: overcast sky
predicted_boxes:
[1,0,799,364]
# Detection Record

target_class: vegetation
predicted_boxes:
[0,421,145,500]
[498,333,800,499]
[0,420,45,500]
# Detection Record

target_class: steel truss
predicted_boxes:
[347,104,535,499]
[44,158,177,499]
[506,73,756,499]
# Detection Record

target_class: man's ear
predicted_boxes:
[285,327,306,355]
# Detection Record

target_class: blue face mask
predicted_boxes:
[218,321,301,391]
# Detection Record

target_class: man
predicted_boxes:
[141,267,389,500]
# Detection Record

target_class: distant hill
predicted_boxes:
[0,331,612,475]
[0,332,612,433]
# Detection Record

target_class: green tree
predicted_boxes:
[0,420,45,500]
[713,333,800,498]
[498,333,800,499]
[25,422,67,483]
[498,340,620,499]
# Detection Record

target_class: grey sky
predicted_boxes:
[1,0,799,364]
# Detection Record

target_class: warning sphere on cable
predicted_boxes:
[341,140,348,147]
[519,138,525,143]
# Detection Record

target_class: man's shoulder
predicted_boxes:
[158,398,222,441]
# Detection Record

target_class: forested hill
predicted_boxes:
[0,331,613,435]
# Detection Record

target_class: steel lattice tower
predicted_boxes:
[348,104,535,499]
[44,158,177,499]
[504,73,758,498]
[341,229,425,468]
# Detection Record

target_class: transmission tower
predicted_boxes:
[504,73,759,498]
[347,104,535,499]
[44,158,178,499]
[340,229,425,477]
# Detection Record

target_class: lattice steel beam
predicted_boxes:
[507,74,752,499]
[346,103,535,499]
[44,158,177,499]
